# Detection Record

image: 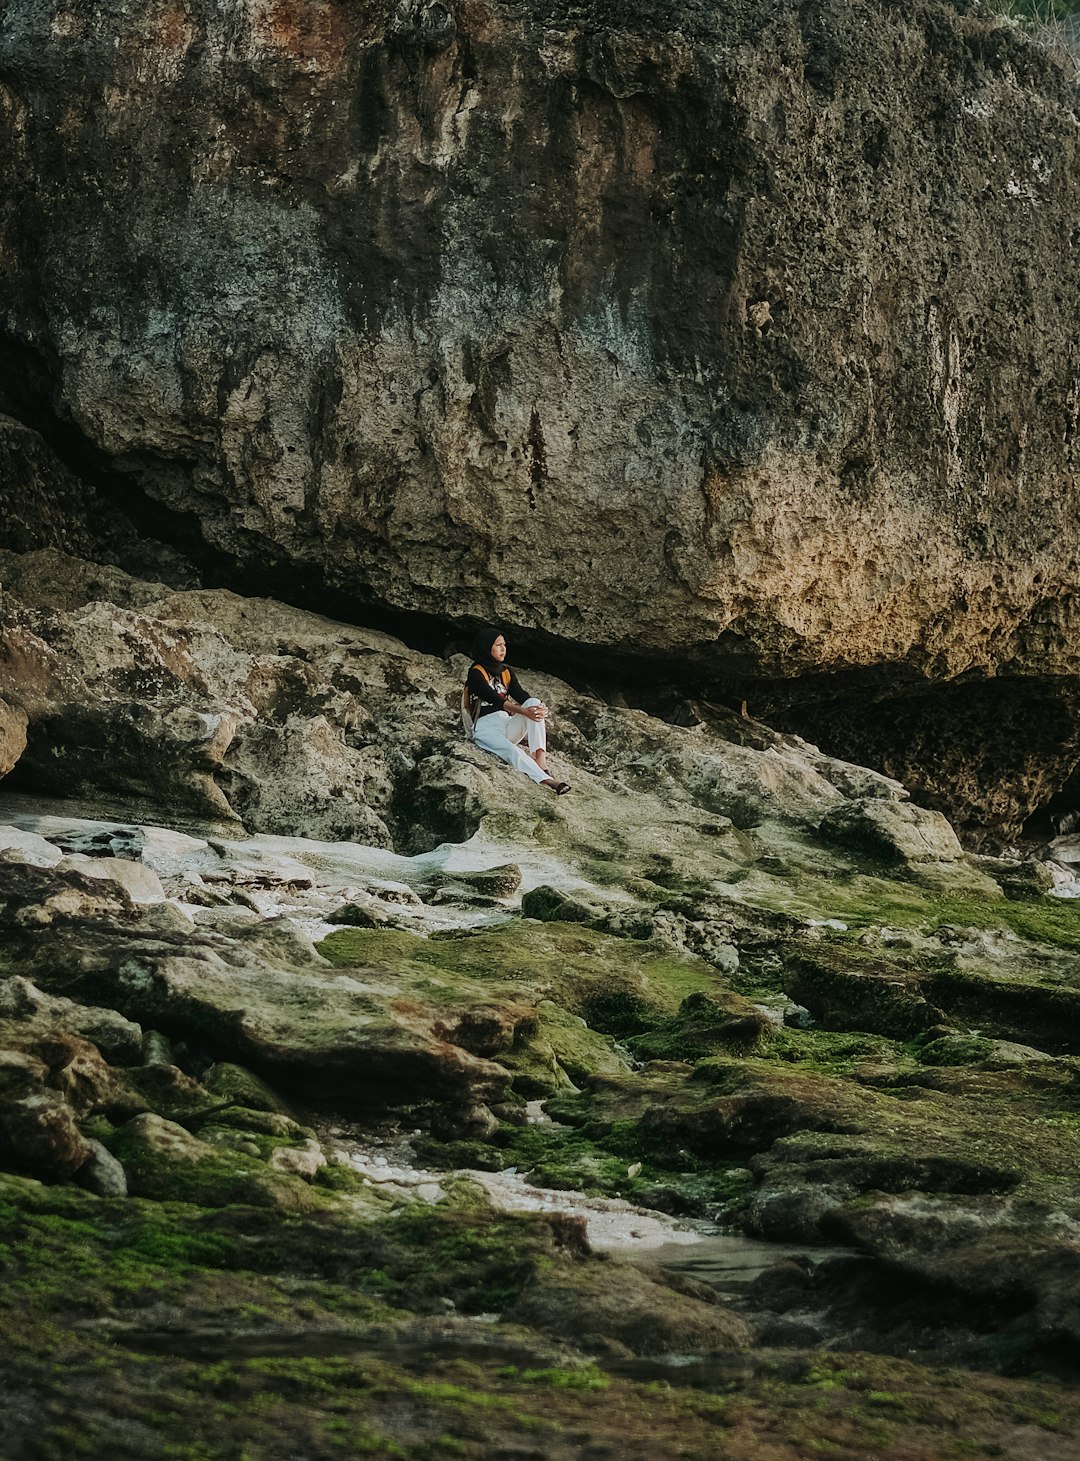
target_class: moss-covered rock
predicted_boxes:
[202,1061,294,1115]
[107,1113,321,1211]
[785,943,950,1039]
[509,1259,751,1356]
[916,1034,995,1067]
[626,992,772,1062]
[817,800,1001,895]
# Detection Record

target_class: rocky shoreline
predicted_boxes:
[2,556,1080,1456]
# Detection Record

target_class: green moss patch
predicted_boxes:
[4,1174,1080,1458]
[316,920,721,1015]
[106,1122,321,1212]
[763,874,1080,953]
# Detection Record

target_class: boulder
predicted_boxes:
[971,855,1058,901]
[817,799,1001,892]
[0,1048,93,1181]
[509,1262,751,1356]
[55,853,165,906]
[76,1137,128,1198]
[0,698,27,780]
[202,1062,294,1116]
[0,859,134,928]
[0,975,143,1065]
[327,895,410,931]
[107,1112,318,1210]
[268,1139,327,1181]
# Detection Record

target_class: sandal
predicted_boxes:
[542,780,571,796]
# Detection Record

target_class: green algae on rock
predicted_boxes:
[2,562,1080,1456]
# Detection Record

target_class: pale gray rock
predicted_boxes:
[56,853,165,905]
[77,1137,128,1198]
[268,1139,327,1181]
[817,798,1002,893]
[0,826,62,868]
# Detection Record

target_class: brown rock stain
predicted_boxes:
[253,0,350,74]
[457,0,500,44]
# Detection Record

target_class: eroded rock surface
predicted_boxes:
[6,545,1003,867]
[1,713,1080,1454]
[1,0,1080,833]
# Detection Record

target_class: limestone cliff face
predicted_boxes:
[1,0,1078,684]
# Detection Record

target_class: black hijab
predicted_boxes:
[468,625,507,675]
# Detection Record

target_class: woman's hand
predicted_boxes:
[523,703,547,722]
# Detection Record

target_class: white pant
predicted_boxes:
[473,698,549,784]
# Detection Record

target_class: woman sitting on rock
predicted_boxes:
[464,626,571,795]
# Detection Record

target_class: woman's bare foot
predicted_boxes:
[532,750,549,773]
[541,779,571,796]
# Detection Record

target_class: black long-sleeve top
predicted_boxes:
[466,663,531,718]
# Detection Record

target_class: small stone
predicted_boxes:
[268,1140,327,1180]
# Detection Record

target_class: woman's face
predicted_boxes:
[491,635,507,662]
